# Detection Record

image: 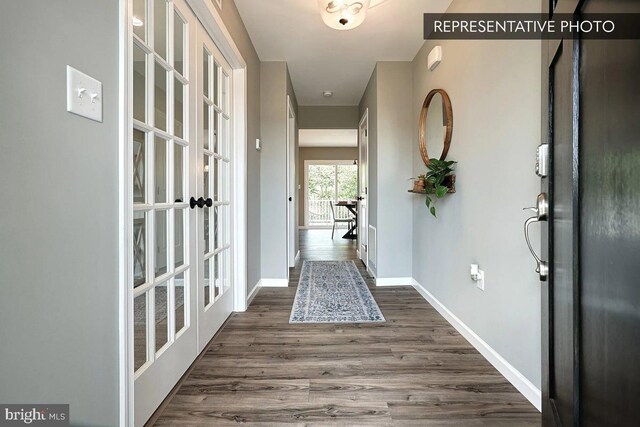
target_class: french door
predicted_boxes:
[196,24,234,351]
[129,0,234,425]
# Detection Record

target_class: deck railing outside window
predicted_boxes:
[308,200,354,226]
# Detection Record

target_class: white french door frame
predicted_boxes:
[119,0,248,425]
[286,96,297,270]
[358,109,369,268]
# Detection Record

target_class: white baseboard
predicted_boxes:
[411,278,542,411]
[260,278,289,287]
[246,280,261,306]
[376,277,413,287]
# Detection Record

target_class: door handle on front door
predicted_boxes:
[523,193,549,281]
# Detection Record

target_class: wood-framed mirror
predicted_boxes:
[419,88,453,166]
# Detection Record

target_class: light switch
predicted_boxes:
[66,65,103,122]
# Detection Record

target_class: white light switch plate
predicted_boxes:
[66,65,103,122]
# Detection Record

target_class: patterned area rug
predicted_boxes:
[290,261,385,323]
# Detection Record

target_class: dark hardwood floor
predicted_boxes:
[152,229,540,426]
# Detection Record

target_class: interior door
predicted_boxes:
[131,0,198,425]
[540,0,640,425]
[358,111,368,265]
[286,98,296,269]
[196,23,234,351]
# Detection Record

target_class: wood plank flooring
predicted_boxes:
[152,229,540,426]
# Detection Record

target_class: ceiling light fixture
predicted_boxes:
[132,16,144,27]
[323,91,334,98]
[318,0,371,31]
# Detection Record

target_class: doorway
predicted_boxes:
[303,160,358,230]
[540,0,640,425]
[286,97,297,269]
[358,110,368,266]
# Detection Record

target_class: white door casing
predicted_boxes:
[358,110,369,266]
[286,96,297,269]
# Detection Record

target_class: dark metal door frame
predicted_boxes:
[541,0,583,425]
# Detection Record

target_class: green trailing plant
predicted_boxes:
[423,158,456,217]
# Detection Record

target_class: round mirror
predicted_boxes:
[419,89,453,166]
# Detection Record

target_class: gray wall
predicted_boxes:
[215,0,262,296]
[260,62,298,280]
[376,62,413,279]
[0,1,120,425]
[411,0,541,387]
[358,63,413,279]
[298,147,359,226]
[298,106,360,129]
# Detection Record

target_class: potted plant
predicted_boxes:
[423,158,456,217]
[410,174,427,192]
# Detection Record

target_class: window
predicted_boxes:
[305,161,357,227]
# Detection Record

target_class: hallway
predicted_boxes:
[150,230,539,425]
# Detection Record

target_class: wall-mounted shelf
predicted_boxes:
[408,175,456,194]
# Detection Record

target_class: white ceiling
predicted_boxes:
[235,0,452,105]
[234,0,453,106]
[299,129,358,147]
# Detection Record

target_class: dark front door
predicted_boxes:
[541,0,640,425]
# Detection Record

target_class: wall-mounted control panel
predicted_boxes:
[66,66,103,122]
[536,143,549,177]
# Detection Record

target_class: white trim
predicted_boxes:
[367,224,377,271]
[260,279,289,287]
[118,0,133,425]
[358,109,369,268]
[185,0,246,69]
[232,67,247,312]
[376,277,413,287]
[286,96,297,271]
[411,278,542,411]
[246,280,261,306]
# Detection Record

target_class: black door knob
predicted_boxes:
[205,198,213,207]
[357,196,364,201]
[288,197,292,202]
[190,197,206,209]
